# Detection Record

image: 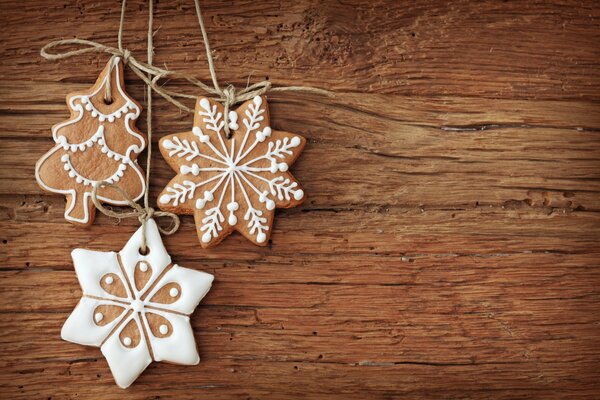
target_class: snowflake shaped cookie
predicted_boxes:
[158,96,306,247]
[61,219,214,388]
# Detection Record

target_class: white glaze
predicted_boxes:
[161,96,304,244]
[61,219,214,389]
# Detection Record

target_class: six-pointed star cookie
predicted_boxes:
[61,219,214,388]
[158,95,306,247]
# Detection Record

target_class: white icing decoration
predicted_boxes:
[169,288,179,297]
[105,276,114,284]
[50,57,144,159]
[139,263,148,272]
[34,57,147,224]
[60,154,129,187]
[161,96,305,244]
[61,219,214,389]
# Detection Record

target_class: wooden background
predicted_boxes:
[1,0,599,398]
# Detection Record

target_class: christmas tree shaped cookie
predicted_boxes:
[35,57,146,226]
[158,96,306,247]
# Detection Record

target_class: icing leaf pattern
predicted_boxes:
[158,95,306,247]
[61,219,214,389]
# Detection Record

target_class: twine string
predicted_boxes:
[91,0,179,251]
[45,0,333,246]
[91,181,180,237]
[41,1,334,137]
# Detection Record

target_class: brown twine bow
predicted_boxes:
[41,0,335,138]
[42,0,334,250]
[91,181,180,253]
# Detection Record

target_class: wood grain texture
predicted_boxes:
[1,0,599,398]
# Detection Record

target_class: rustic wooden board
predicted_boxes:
[1,0,599,398]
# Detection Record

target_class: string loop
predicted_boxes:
[40,38,334,117]
[91,181,180,252]
[44,0,334,249]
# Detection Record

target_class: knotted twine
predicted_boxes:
[42,0,334,250]
[41,0,334,137]
[91,0,179,253]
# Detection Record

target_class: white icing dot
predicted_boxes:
[131,299,144,312]
[181,164,200,176]
[228,111,239,130]
[169,287,179,297]
[85,103,93,111]
[204,190,214,201]
[266,199,275,210]
[256,131,266,142]
[199,98,211,111]
[94,312,104,323]
[278,162,288,172]
[192,126,202,136]
[68,171,76,178]
[162,139,174,149]
[159,194,171,204]
[159,324,168,335]
[263,126,272,137]
[98,115,106,122]
[293,189,304,201]
[139,263,148,272]
[290,136,301,147]
[195,198,206,209]
[70,145,77,152]
[257,232,267,243]
[269,163,278,173]
[227,201,239,211]
[123,337,132,346]
[228,214,237,225]
[61,154,69,162]
[76,176,83,183]
[63,164,69,171]
[105,276,114,284]
[108,115,115,123]
[253,96,262,107]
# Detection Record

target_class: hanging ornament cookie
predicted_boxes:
[35,57,146,226]
[61,219,214,388]
[158,96,306,247]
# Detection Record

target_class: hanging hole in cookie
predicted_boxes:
[138,246,150,256]
[103,97,114,105]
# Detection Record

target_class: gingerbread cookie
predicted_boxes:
[158,96,306,247]
[61,219,214,388]
[35,57,146,226]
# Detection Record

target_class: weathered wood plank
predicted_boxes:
[0,1,599,100]
[1,0,600,398]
